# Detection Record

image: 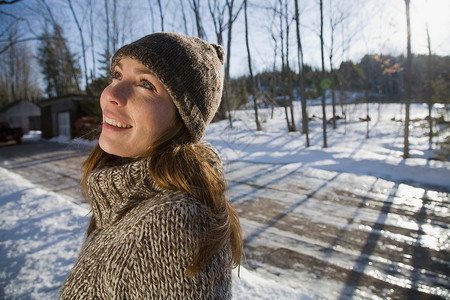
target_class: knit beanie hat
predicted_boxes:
[111,32,224,143]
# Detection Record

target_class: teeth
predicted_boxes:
[105,116,131,128]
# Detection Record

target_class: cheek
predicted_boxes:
[141,100,176,132]
[157,103,177,132]
[99,86,110,108]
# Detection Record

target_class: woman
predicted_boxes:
[60,33,243,299]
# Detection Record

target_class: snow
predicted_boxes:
[0,167,311,299]
[1,102,449,299]
[205,102,449,190]
[0,168,88,299]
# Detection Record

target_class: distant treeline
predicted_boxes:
[228,53,450,109]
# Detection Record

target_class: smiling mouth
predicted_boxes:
[104,116,132,128]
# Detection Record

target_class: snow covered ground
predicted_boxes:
[206,102,449,190]
[0,102,448,299]
[0,167,312,299]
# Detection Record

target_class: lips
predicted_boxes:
[104,116,132,128]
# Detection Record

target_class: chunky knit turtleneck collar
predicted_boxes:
[86,158,165,229]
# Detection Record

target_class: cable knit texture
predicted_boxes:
[59,158,232,299]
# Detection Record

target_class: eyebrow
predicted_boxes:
[116,61,153,76]
[134,66,153,75]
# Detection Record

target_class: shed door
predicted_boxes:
[58,112,71,138]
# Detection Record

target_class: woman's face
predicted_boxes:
[99,58,177,158]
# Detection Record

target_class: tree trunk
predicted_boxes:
[208,0,226,122]
[104,0,111,78]
[320,0,327,148]
[224,0,241,128]
[329,40,336,130]
[294,0,309,146]
[244,0,261,131]
[147,0,156,33]
[89,0,96,80]
[68,0,88,92]
[112,0,118,53]
[191,0,205,39]
[157,0,164,31]
[364,61,370,139]
[403,0,411,158]
[269,8,278,121]
[426,23,433,149]
[284,0,296,132]
[8,34,16,101]
[277,0,290,131]
[179,0,189,34]
[331,74,337,129]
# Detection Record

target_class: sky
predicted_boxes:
[230,0,450,76]
[1,0,449,79]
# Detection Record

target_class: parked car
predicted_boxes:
[0,122,23,144]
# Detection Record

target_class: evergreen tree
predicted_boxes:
[38,23,81,97]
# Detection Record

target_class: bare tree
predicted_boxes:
[0,1,37,56]
[179,0,189,34]
[284,0,296,132]
[425,23,433,149]
[146,0,156,32]
[190,0,205,39]
[274,0,294,132]
[403,0,411,158]
[294,0,309,146]
[0,28,42,105]
[103,0,112,78]
[155,0,164,31]
[156,0,165,31]
[319,0,327,148]
[244,0,262,131]
[0,0,22,4]
[208,0,227,123]
[88,0,96,79]
[101,0,132,74]
[224,0,243,126]
[68,0,89,91]
[363,56,371,138]
[208,0,225,45]
[327,0,347,130]
[111,0,119,53]
[208,0,229,123]
[268,5,279,120]
[208,0,243,126]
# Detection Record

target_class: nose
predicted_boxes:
[101,82,128,107]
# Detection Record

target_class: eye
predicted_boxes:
[139,79,156,92]
[111,70,122,80]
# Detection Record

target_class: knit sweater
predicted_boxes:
[59,158,232,299]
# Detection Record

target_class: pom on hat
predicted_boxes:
[211,44,225,64]
[111,33,224,143]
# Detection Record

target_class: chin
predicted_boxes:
[99,136,120,156]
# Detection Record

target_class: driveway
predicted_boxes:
[0,139,448,299]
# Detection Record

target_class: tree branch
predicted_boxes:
[0,37,40,55]
[0,0,22,5]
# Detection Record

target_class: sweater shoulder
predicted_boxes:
[142,190,207,216]
[123,190,211,229]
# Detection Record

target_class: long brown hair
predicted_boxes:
[81,115,243,276]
